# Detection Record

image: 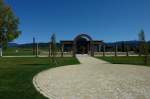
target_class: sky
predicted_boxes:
[5,0,150,44]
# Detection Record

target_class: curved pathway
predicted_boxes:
[33,55,150,99]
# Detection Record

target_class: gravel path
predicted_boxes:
[33,55,150,99]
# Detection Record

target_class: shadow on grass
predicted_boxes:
[20,64,50,66]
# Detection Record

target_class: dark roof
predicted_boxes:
[60,40,73,43]
[61,40,103,42]
[93,40,103,42]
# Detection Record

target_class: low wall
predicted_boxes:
[60,52,73,57]
[94,52,138,56]
[39,51,73,57]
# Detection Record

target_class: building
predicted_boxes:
[60,34,103,56]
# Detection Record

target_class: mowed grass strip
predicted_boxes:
[0,57,79,99]
[3,48,33,56]
[97,56,150,66]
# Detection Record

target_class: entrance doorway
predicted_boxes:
[73,34,94,56]
[76,37,88,54]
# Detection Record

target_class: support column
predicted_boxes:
[0,46,2,57]
[73,43,76,57]
[33,37,36,55]
[49,43,51,57]
[103,45,105,56]
[61,44,64,57]
[36,43,38,57]
[115,44,118,56]
[0,36,2,57]
[90,41,94,56]
[87,42,90,55]
[126,45,129,56]
[99,45,101,52]
[99,45,101,56]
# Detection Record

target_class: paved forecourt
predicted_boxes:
[33,54,150,99]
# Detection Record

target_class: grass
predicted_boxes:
[0,57,79,99]
[97,56,150,66]
[3,48,33,56]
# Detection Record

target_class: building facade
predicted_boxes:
[60,34,103,56]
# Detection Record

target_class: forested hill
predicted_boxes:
[8,41,150,48]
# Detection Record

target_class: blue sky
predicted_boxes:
[6,0,150,43]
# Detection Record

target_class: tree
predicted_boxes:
[50,33,57,64]
[138,29,149,65]
[139,30,145,42]
[0,0,21,49]
[139,30,146,55]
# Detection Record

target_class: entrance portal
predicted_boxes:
[76,37,88,54]
[61,33,102,57]
[74,34,93,55]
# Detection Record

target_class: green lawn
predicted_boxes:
[97,56,150,66]
[0,57,79,99]
[3,48,33,56]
